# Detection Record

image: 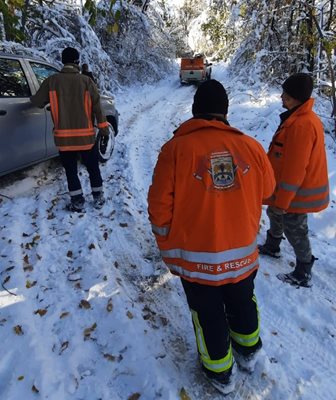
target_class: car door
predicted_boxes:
[0,57,47,175]
[27,61,59,157]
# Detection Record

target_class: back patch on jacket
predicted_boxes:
[194,150,249,191]
[210,151,235,189]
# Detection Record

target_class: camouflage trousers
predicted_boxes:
[266,206,312,263]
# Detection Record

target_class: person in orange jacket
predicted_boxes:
[31,47,109,212]
[148,80,275,395]
[259,73,329,287]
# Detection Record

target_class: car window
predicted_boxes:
[30,62,58,86]
[0,58,31,97]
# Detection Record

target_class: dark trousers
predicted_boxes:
[267,206,312,262]
[181,272,260,374]
[59,143,103,199]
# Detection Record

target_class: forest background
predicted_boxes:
[0,0,335,132]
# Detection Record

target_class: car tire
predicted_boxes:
[107,115,118,137]
[98,123,116,163]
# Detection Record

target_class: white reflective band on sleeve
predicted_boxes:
[161,239,257,263]
[279,182,299,192]
[167,258,259,282]
[290,194,329,209]
[297,185,329,196]
[151,224,170,236]
[280,183,329,196]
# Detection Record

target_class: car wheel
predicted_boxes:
[107,115,118,136]
[98,123,116,163]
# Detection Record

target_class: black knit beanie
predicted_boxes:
[61,47,80,64]
[282,73,313,103]
[192,79,229,116]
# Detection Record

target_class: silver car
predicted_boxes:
[0,53,119,176]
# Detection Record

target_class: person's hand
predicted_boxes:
[99,133,109,154]
[270,206,286,215]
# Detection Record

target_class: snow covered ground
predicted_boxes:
[0,63,335,400]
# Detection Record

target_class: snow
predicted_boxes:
[0,63,336,400]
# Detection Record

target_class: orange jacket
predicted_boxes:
[31,64,108,152]
[264,99,329,213]
[148,118,275,286]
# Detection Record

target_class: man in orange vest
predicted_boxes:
[148,80,275,395]
[31,47,109,212]
[259,73,329,287]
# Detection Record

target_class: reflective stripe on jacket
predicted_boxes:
[264,99,329,213]
[148,118,276,286]
[31,64,108,151]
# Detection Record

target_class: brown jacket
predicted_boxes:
[264,99,329,213]
[31,64,108,151]
[148,118,275,286]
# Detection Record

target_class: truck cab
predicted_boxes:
[179,54,212,85]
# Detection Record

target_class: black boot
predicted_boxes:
[66,194,85,213]
[258,230,282,258]
[278,256,317,288]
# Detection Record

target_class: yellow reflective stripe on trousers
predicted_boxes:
[191,310,210,359]
[192,310,233,373]
[230,295,260,347]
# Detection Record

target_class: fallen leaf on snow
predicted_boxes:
[23,265,34,272]
[60,341,69,354]
[83,322,97,339]
[26,280,37,289]
[103,353,116,362]
[34,309,48,317]
[128,394,141,400]
[32,384,39,393]
[13,325,24,335]
[106,299,113,312]
[79,300,91,309]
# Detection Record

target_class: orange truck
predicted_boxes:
[179,54,212,85]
